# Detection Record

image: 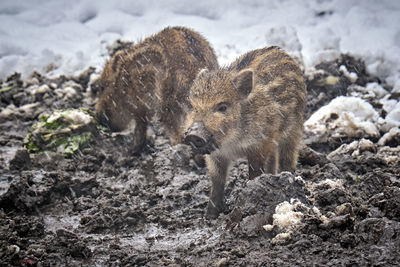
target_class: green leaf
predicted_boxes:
[39,115,49,122]
[24,134,40,152]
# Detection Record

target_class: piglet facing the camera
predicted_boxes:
[184,46,307,218]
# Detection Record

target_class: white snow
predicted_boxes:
[328,138,376,159]
[348,82,390,104]
[304,96,380,139]
[262,198,329,244]
[383,102,400,132]
[378,127,400,146]
[262,198,306,244]
[0,0,400,89]
[308,178,344,192]
[339,65,358,83]
[47,109,93,125]
[271,200,304,231]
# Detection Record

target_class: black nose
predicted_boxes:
[184,134,207,149]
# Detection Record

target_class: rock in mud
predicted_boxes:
[298,144,329,166]
[228,172,308,237]
[171,144,192,167]
[9,149,31,170]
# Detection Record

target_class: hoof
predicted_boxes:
[205,200,224,219]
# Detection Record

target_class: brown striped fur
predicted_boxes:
[185,46,306,218]
[96,26,218,152]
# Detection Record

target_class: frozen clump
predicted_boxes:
[304,96,380,141]
[263,199,328,244]
[339,65,358,83]
[376,146,400,165]
[346,83,399,131]
[47,108,92,125]
[381,102,400,132]
[270,232,292,245]
[348,82,388,101]
[365,82,389,98]
[328,139,376,160]
[308,178,345,192]
[271,199,305,232]
[378,127,400,147]
[263,199,306,244]
[28,84,50,95]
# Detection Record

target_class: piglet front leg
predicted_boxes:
[205,154,229,219]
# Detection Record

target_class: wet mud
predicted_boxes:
[1,55,400,266]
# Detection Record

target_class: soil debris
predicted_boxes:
[1,54,400,265]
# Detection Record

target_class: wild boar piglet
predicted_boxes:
[184,46,307,218]
[96,26,218,152]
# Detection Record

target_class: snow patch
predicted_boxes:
[339,65,358,83]
[328,139,376,160]
[376,146,400,164]
[272,200,304,231]
[263,199,306,235]
[382,102,400,132]
[263,198,329,244]
[0,0,399,88]
[304,96,380,139]
[348,82,389,101]
[378,127,400,146]
[47,109,93,125]
[309,178,344,191]
[28,84,50,95]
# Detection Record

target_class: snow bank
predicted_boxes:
[305,96,380,139]
[0,0,399,88]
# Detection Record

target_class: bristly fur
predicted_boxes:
[185,46,307,218]
[96,26,218,152]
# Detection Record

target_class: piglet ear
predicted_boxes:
[233,69,253,98]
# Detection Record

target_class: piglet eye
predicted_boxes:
[216,102,228,113]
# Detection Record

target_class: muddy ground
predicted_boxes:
[1,56,400,266]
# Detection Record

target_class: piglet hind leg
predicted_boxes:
[248,152,265,179]
[248,141,278,178]
[278,130,302,172]
[205,155,229,219]
[131,117,148,154]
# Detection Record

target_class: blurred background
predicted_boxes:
[0,0,399,87]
